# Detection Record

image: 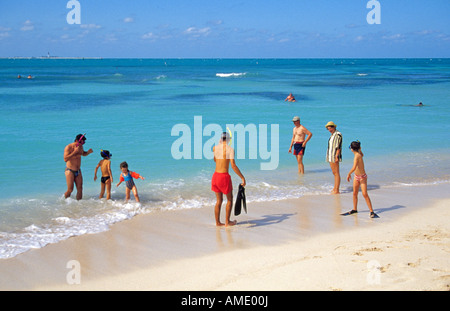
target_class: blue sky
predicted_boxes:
[0,0,449,58]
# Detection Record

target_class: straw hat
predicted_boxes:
[325,121,337,128]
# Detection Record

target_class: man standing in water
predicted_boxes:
[289,116,313,174]
[325,122,342,194]
[64,133,93,200]
[212,132,246,226]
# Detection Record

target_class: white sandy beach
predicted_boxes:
[0,183,449,291]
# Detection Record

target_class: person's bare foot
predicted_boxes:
[225,220,237,227]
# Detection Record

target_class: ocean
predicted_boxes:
[0,58,449,259]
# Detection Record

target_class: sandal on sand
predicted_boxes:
[370,212,379,218]
[341,210,358,216]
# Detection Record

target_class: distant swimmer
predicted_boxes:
[285,93,296,102]
[17,75,21,79]
[27,75,33,79]
[415,102,424,107]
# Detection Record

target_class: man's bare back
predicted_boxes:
[213,143,234,173]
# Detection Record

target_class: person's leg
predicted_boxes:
[329,162,341,194]
[214,192,224,226]
[225,191,236,226]
[296,154,304,174]
[125,187,131,202]
[132,186,140,203]
[352,178,361,211]
[99,182,106,199]
[105,179,112,200]
[360,179,374,213]
[74,172,83,201]
[64,170,75,198]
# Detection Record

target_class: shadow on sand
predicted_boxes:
[245,213,296,228]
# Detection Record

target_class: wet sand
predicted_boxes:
[0,183,449,291]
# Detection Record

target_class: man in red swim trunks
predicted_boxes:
[212,132,246,226]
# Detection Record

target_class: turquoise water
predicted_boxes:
[1,58,449,258]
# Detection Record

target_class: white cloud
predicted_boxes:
[124,17,134,23]
[21,20,34,31]
[382,33,403,41]
[0,32,10,40]
[80,24,101,29]
[142,32,157,40]
[0,26,11,40]
[183,27,211,37]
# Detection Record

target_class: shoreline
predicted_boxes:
[0,182,449,291]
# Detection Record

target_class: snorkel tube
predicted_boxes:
[76,133,86,147]
[226,127,233,146]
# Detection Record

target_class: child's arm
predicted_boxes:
[131,171,145,180]
[116,174,124,187]
[94,161,101,181]
[347,155,359,182]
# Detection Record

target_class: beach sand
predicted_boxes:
[0,183,449,291]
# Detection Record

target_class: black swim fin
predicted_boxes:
[234,184,247,216]
[340,210,358,216]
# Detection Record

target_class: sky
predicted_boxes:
[0,0,449,58]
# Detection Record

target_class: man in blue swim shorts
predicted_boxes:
[288,116,313,174]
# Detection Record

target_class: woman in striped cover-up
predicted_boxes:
[325,121,342,194]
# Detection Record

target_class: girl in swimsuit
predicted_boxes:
[116,161,145,203]
[94,150,113,200]
[345,141,378,218]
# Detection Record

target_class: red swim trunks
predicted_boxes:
[293,142,305,156]
[211,172,233,194]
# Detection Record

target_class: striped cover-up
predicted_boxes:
[326,131,342,163]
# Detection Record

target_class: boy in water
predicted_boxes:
[344,141,378,218]
[94,150,113,200]
[212,132,246,226]
[116,161,145,203]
